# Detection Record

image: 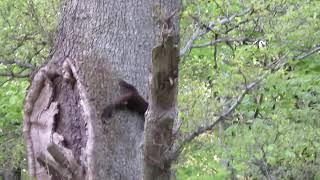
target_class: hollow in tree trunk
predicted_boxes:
[23,0,181,179]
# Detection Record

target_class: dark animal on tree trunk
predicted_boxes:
[102,80,148,118]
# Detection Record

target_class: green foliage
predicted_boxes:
[0,0,60,173]
[0,79,29,169]
[0,0,60,66]
[178,0,320,179]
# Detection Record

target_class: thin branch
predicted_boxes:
[7,33,39,55]
[168,72,269,161]
[169,51,288,161]
[0,78,13,87]
[27,0,47,39]
[206,8,252,33]
[224,19,251,34]
[238,68,248,87]
[253,145,272,180]
[192,37,255,48]
[0,59,35,69]
[253,93,263,119]
[213,33,218,69]
[179,26,202,56]
[9,32,38,41]
[294,45,320,60]
[213,0,226,16]
[179,8,253,56]
[0,72,30,78]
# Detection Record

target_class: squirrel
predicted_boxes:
[102,80,148,118]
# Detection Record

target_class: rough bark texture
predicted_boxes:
[23,0,180,179]
[144,14,180,180]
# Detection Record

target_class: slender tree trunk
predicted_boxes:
[23,0,180,179]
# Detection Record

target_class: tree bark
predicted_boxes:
[23,0,180,179]
[144,18,180,179]
[0,168,21,180]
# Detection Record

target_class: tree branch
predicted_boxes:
[179,27,202,56]
[206,8,252,32]
[168,72,269,161]
[179,8,253,56]
[294,45,320,60]
[0,78,13,87]
[0,59,35,69]
[192,37,255,48]
[224,19,251,34]
[0,72,30,78]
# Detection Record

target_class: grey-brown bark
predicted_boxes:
[0,168,21,180]
[144,14,180,179]
[23,0,180,179]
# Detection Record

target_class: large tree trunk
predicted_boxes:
[23,0,180,179]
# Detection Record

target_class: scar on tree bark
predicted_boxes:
[102,80,148,118]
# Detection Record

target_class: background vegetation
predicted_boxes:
[0,0,319,179]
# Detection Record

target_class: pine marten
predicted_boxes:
[102,80,148,118]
